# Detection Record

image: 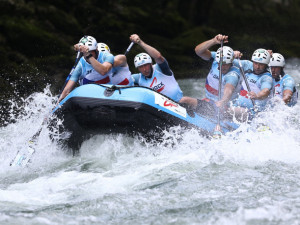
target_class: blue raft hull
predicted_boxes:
[52,84,239,149]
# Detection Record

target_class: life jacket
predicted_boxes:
[272,74,298,106]
[236,70,272,110]
[110,66,134,86]
[205,60,241,102]
[136,64,183,102]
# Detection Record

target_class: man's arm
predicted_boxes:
[130,34,164,64]
[78,45,114,75]
[58,80,76,102]
[283,89,293,104]
[249,88,270,100]
[215,72,239,107]
[195,34,228,61]
[215,83,235,108]
[249,75,272,100]
[233,59,253,72]
[88,59,113,75]
[282,76,296,104]
[88,52,114,75]
[58,62,82,102]
[156,59,172,76]
[114,55,128,67]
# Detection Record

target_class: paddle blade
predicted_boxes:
[256,123,272,133]
[212,124,222,139]
[10,143,35,167]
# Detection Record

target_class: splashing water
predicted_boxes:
[1,61,300,225]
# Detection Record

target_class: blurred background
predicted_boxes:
[0,0,299,124]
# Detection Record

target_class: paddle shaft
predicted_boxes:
[124,42,134,55]
[216,40,224,127]
[23,42,134,145]
[30,52,83,142]
[238,59,256,107]
[11,42,135,166]
[58,51,83,100]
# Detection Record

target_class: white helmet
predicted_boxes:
[269,53,285,67]
[134,53,152,68]
[97,43,110,53]
[215,46,234,64]
[79,35,97,51]
[251,48,270,64]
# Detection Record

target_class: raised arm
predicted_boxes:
[195,34,228,61]
[130,34,164,64]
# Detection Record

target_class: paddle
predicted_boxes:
[238,59,271,132]
[10,42,135,167]
[59,51,83,99]
[213,40,224,138]
[10,51,83,167]
[124,42,134,55]
[238,59,255,108]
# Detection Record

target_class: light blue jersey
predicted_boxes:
[110,66,134,86]
[233,59,253,73]
[132,63,183,102]
[70,51,114,84]
[205,52,241,102]
[233,59,272,111]
[272,74,298,106]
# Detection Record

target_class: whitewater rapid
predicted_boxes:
[0,60,300,225]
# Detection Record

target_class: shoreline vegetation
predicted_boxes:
[0,0,299,126]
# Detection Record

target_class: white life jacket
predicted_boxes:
[110,66,134,86]
[137,64,183,102]
[237,71,272,110]
[205,60,241,102]
[273,74,298,106]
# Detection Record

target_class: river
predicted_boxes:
[0,59,300,224]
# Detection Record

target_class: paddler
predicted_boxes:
[97,43,134,86]
[231,48,273,119]
[59,35,114,102]
[269,53,298,106]
[179,34,241,119]
[130,34,183,102]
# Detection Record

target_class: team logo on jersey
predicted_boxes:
[213,74,219,79]
[274,84,281,95]
[86,69,92,75]
[150,77,165,92]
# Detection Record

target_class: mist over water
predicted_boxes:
[1,61,300,225]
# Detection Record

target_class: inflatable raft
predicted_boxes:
[52,84,239,149]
